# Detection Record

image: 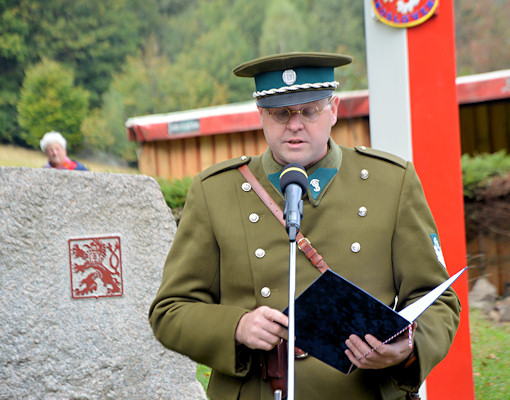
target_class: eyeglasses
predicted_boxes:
[267,97,333,124]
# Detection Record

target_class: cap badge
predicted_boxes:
[282,69,297,85]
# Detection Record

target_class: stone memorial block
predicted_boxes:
[0,167,206,400]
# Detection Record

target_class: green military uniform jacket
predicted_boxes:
[149,139,460,400]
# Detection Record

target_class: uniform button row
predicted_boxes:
[258,241,361,298]
[255,243,361,259]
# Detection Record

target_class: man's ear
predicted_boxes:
[257,106,267,127]
[330,96,340,126]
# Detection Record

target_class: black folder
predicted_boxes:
[285,267,466,374]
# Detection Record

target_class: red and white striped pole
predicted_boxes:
[363,1,474,398]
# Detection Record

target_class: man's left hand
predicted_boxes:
[344,321,417,369]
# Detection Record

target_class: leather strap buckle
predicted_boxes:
[297,237,311,252]
[295,347,309,359]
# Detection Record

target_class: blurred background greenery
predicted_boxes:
[1,0,508,166]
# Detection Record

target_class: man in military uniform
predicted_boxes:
[149,52,461,399]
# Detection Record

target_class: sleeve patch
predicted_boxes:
[430,233,446,268]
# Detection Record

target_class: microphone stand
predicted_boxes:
[278,163,307,400]
[286,226,298,400]
[274,230,297,400]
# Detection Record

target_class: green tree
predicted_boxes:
[173,19,254,104]
[307,0,367,90]
[28,0,140,107]
[125,0,198,45]
[81,89,137,162]
[0,1,31,143]
[159,0,266,104]
[17,58,89,151]
[0,79,21,143]
[81,36,229,162]
[114,36,229,114]
[161,0,238,63]
[259,0,309,55]
[455,0,510,75]
[1,0,141,145]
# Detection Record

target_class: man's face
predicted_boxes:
[258,96,339,168]
[45,142,67,168]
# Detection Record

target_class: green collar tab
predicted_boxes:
[261,138,343,206]
[268,167,338,200]
[308,168,337,199]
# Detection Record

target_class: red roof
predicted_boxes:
[126,70,510,143]
[456,70,510,104]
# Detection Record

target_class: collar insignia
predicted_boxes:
[310,178,321,192]
[267,167,337,201]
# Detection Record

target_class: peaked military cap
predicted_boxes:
[233,52,352,108]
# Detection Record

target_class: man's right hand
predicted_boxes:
[235,306,289,350]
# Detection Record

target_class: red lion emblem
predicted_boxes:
[69,236,123,299]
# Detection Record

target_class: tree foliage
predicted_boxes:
[306,0,367,90]
[1,0,140,145]
[17,58,89,151]
[0,0,31,142]
[80,88,137,163]
[0,0,507,162]
[27,0,140,107]
[455,0,510,76]
[259,0,309,55]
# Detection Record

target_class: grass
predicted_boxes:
[470,309,510,399]
[196,364,212,392]
[0,144,138,174]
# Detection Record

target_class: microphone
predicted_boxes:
[279,164,308,241]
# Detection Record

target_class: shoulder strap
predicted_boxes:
[238,164,330,274]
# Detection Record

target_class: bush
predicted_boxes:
[461,151,510,199]
[80,90,137,163]
[17,58,89,151]
[157,176,192,210]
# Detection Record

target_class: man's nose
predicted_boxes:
[287,111,304,129]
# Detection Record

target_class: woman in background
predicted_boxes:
[40,131,87,171]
